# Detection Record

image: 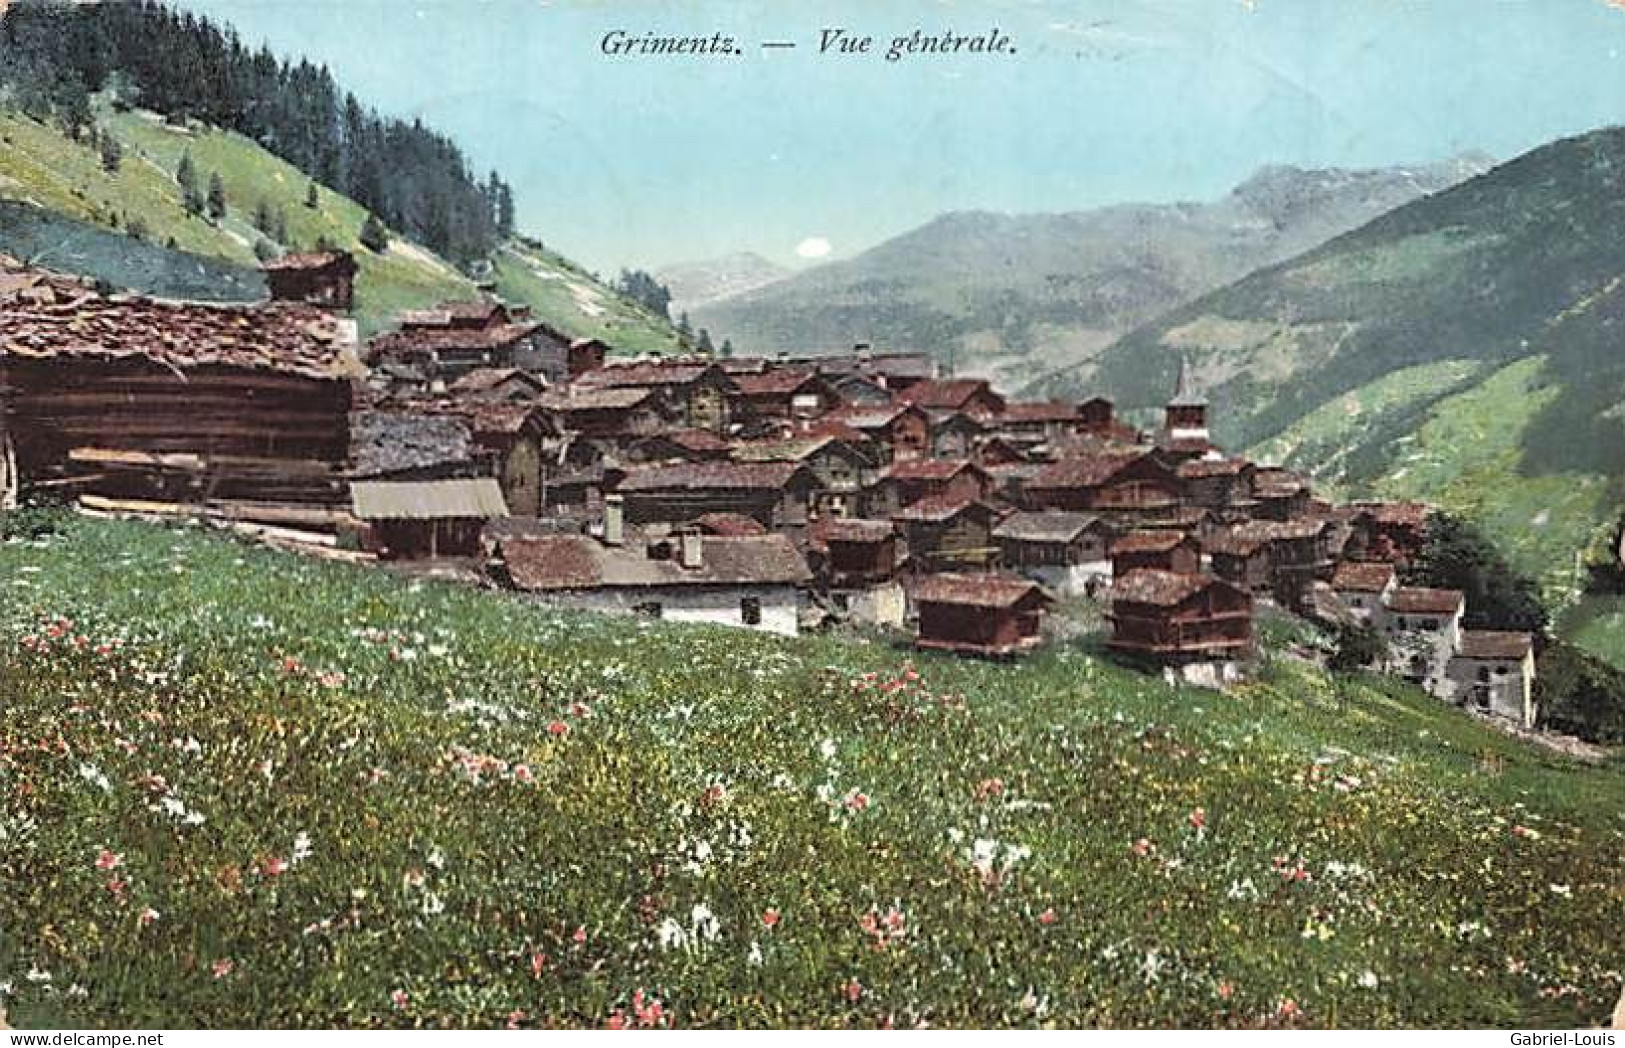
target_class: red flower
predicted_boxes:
[390,988,409,1010]
[1038,908,1058,926]
[95,848,122,870]
[573,925,588,944]
[261,855,289,877]
[506,1010,527,1029]
[514,764,534,784]
[845,978,864,1003]
[547,721,570,738]
[1188,807,1207,831]
[1131,837,1155,857]
[762,908,781,929]
[843,790,870,812]
[211,958,235,979]
[1217,980,1235,1001]
[529,950,547,978]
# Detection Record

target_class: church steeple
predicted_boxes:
[1163,355,1209,441]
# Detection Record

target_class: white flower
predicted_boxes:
[1140,950,1164,983]
[78,763,111,793]
[427,846,445,870]
[1358,970,1380,989]
[420,891,446,917]
[1549,883,1572,897]
[747,941,764,966]
[292,831,313,865]
[25,966,51,983]
[819,738,837,760]
[1226,878,1259,901]
[656,918,687,951]
[183,810,205,826]
[691,902,721,943]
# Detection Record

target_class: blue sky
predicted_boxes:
[186,0,1625,273]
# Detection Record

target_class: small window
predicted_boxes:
[1477,667,1491,683]
[633,601,663,619]
[741,596,762,626]
[1422,618,1439,630]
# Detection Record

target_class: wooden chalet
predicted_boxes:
[1111,529,1201,577]
[810,517,899,587]
[731,435,874,519]
[881,457,990,510]
[823,403,931,462]
[825,371,894,406]
[1206,518,1337,607]
[896,377,1007,418]
[1250,468,1313,521]
[1024,451,1182,520]
[927,411,987,459]
[788,347,936,392]
[1076,396,1140,441]
[1108,570,1252,663]
[1350,501,1431,564]
[614,460,816,534]
[728,368,836,420]
[260,250,357,311]
[909,572,1052,658]
[445,367,549,403]
[0,259,357,515]
[1177,457,1257,512]
[992,510,1113,594]
[351,477,508,559]
[368,299,548,381]
[538,386,665,441]
[574,360,737,432]
[893,495,1000,572]
[992,401,1081,448]
[624,429,733,464]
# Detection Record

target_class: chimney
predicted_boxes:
[603,494,624,547]
[854,341,872,364]
[678,528,703,570]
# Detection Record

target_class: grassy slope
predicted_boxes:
[492,240,685,356]
[0,106,683,351]
[0,516,1620,1028]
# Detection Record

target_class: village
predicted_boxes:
[0,248,1536,729]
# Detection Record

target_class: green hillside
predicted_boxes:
[0,513,1620,1028]
[1030,125,1625,664]
[0,104,682,349]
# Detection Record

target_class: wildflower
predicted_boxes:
[656,918,687,951]
[845,978,864,1003]
[843,789,870,812]
[1217,980,1235,1001]
[292,831,313,865]
[505,1010,527,1029]
[547,720,570,737]
[762,908,781,929]
[1357,970,1380,989]
[390,989,409,1010]
[1188,807,1207,831]
[1131,837,1156,857]
[95,848,122,870]
[747,941,764,966]
[1275,998,1301,1020]
[513,764,534,785]
[975,777,1005,801]
[139,907,160,927]
[1511,824,1541,840]
[261,855,289,877]
[819,738,838,760]
[691,902,721,942]
[1549,883,1572,897]
[529,950,547,978]
[1038,907,1058,926]
[210,958,234,979]
[573,925,588,944]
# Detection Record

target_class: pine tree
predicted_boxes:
[697,328,715,355]
[206,172,227,220]
[99,135,122,173]
[359,212,389,253]
[677,312,694,339]
[720,338,735,359]
[252,199,273,235]
[270,207,288,245]
[305,181,320,209]
[176,151,203,215]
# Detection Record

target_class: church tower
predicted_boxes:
[1163,356,1209,442]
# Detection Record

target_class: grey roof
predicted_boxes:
[1168,355,1208,408]
[503,533,812,591]
[992,511,1103,544]
[352,478,508,520]
[351,410,476,478]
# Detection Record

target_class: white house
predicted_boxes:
[498,503,811,636]
[1380,586,1465,696]
[1330,560,1397,624]
[1445,630,1537,728]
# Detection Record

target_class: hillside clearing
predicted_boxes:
[1,516,1620,1028]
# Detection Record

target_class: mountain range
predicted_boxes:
[1028,125,1625,666]
[657,251,792,315]
[690,155,1492,387]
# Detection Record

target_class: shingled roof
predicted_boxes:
[616,461,804,492]
[259,249,356,274]
[1331,560,1396,594]
[351,478,508,520]
[886,458,980,482]
[991,511,1102,544]
[502,533,811,591]
[730,369,820,396]
[351,410,476,478]
[1457,630,1534,660]
[1111,529,1192,555]
[575,361,724,389]
[896,378,1001,411]
[0,257,359,379]
[1028,451,1151,490]
[907,572,1050,609]
[892,494,993,524]
[1386,587,1465,616]
[1112,569,1234,607]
